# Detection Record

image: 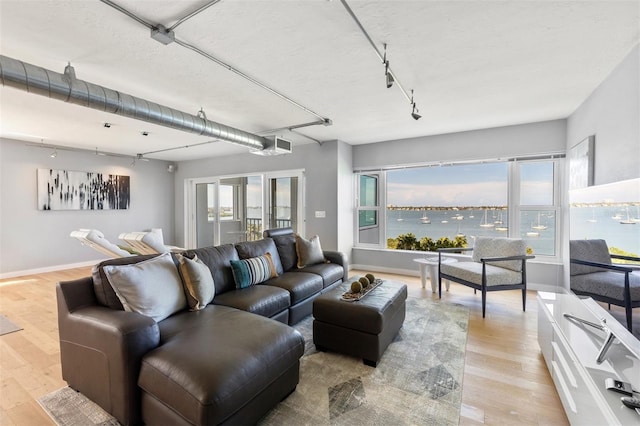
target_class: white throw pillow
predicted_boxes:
[103,252,187,322]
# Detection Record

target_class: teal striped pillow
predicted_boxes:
[230,253,278,289]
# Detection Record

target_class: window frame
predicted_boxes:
[354,157,563,261]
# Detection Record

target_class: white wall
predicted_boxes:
[0,138,176,277]
[567,44,639,185]
[354,119,567,170]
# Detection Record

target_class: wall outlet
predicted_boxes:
[315,210,326,218]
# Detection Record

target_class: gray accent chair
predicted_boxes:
[438,237,534,317]
[569,239,640,332]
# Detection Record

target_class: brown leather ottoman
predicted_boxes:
[312,280,407,367]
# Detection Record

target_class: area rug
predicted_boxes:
[38,296,469,426]
[0,314,22,335]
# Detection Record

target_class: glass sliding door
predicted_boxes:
[195,182,216,248]
[187,170,302,248]
[266,171,304,234]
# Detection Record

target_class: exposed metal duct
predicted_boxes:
[0,55,266,151]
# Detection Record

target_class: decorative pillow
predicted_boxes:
[176,254,215,310]
[102,252,187,322]
[230,253,278,289]
[295,234,325,268]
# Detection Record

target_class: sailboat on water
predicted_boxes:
[531,212,548,230]
[397,210,404,222]
[420,210,431,224]
[479,209,494,228]
[620,206,637,225]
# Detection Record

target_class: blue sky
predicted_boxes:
[387,162,554,206]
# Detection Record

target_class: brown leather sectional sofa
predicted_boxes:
[56,228,348,425]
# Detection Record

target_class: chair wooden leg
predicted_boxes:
[438,274,442,299]
[522,288,527,312]
[481,288,486,318]
[625,300,633,333]
[474,289,477,295]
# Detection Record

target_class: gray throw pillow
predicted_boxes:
[295,235,325,268]
[176,254,215,310]
[103,252,187,322]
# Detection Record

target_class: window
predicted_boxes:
[517,161,559,256]
[357,174,381,245]
[219,184,235,221]
[355,158,562,258]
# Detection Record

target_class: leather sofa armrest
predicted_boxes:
[57,280,160,425]
[323,250,349,282]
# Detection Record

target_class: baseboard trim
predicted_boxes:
[0,260,100,280]
[349,264,561,293]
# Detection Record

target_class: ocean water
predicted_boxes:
[570,206,640,256]
[387,207,640,257]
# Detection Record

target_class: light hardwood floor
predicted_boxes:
[0,266,596,425]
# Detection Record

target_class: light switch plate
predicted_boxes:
[315,210,326,218]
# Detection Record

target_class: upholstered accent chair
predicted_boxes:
[570,239,640,332]
[438,237,534,317]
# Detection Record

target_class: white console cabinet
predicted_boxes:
[537,292,640,425]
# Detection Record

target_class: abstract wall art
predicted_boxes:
[37,169,130,211]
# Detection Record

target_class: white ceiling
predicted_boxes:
[1,0,638,161]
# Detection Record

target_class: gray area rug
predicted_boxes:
[0,314,22,335]
[38,296,469,426]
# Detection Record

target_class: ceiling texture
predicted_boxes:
[1,0,639,162]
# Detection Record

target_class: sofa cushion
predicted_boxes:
[291,262,344,288]
[92,254,159,309]
[441,261,523,286]
[102,252,187,322]
[235,238,284,276]
[176,254,215,310]
[570,271,640,301]
[183,244,239,296]
[264,272,323,304]
[295,235,325,268]
[271,233,298,272]
[139,306,304,425]
[472,237,526,272]
[213,285,290,318]
[230,253,278,289]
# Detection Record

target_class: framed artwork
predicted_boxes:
[37,169,130,210]
[569,135,594,190]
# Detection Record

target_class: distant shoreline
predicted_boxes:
[388,206,506,211]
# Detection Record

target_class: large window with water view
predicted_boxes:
[356,158,562,257]
[385,163,508,250]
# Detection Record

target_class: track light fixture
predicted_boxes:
[103,122,111,128]
[383,44,394,89]
[410,90,421,120]
[50,148,58,158]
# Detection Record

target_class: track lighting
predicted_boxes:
[50,148,57,158]
[383,44,394,89]
[411,103,421,121]
[410,90,421,120]
[141,131,149,136]
[385,62,394,89]
[103,122,111,128]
